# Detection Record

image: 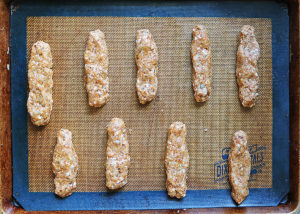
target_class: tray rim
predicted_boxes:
[0,0,299,213]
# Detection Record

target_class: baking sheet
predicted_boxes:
[11,0,289,211]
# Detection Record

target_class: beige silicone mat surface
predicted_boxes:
[27,17,272,192]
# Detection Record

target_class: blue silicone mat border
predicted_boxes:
[10,0,289,211]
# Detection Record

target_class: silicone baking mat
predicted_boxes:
[27,16,272,192]
[11,0,289,211]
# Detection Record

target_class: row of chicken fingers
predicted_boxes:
[52,119,251,205]
[27,25,260,126]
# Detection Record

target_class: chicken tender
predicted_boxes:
[52,129,78,198]
[106,118,130,190]
[84,29,109,107]
[27,41,53,126]
[135,29,158,104]
[191,25,212,102]
[228,130,251,204]
[165,122,189,199]
[236,25,260,107]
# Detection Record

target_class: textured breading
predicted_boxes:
[52,129,78,198]
[191,25,212,102]
[27,41,53,126]
[236,25,260,108]
[106,118,130,190]
[228,130,251,204]
[165,122,189,199]
[84,29,109,107]
[135,29,159,104]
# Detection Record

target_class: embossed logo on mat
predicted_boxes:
[214,144,266,184]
